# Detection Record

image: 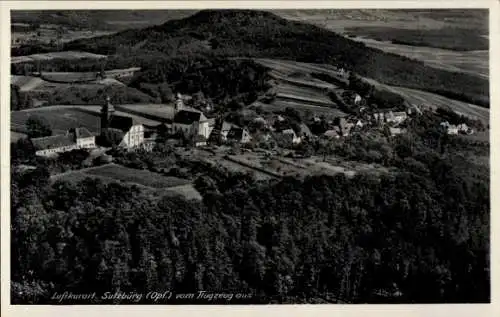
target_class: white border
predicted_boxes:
[1,1,498,317]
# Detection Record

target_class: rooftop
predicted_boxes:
[109,115,142,132]
[173,110,207,125]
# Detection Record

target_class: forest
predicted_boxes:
[55,9,489,108]
[11,109,490,304]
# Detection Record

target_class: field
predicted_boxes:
[164,184,203,200]
[11,10,197,31]
[344,26,488,51]
[252,58,348,118]
[50,164,201,200]
[274,10,488,80]
[258,100,347,118]
[351,37,488,79]
[11,76,45,92]
[85,164,190,189]
[11,105,164,135]
[11,51,107,64]
[11,107,101,134]
[11,131,28,143]
[115,104,177,121]
[255,58,489,123]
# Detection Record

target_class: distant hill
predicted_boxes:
[61,9,488,108]
[11,10,197,31]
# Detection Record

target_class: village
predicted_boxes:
[9,47,485,201]
[12,70,479,193]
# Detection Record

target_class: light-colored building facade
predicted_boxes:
[32,127,96,157]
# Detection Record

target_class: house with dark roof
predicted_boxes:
[31,127,96,156]
[226,126,252,144]
[299,123,313,138]
[172,109,213,139]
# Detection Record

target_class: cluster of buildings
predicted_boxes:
[30,94,218,156]
[27,89,475,157]
[440,121,474,135]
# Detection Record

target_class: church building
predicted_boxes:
[100,96,145,148]
[172,93,214,140]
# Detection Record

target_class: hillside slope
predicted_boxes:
[62,10,488,108]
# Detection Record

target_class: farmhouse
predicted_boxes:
[282,128,301,144]
[386,111,408,125]
[324,129,340,139]
[299,123,313,138]
[31,127,96,156]
[337,118,354,137]
[371,111,407,125]
[389,127,407,136]
[440,121,459,135]
[226,127,252,144]
[457,123,474,135]
[353,93,362,105]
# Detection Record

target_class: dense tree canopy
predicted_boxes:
[11,120,489,304]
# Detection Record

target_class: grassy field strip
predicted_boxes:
[224,156,282,178]
[256,58,344,76]
[275,94,336,107]
[11,105,165,129]
[163,184,202,201]
[11,107,102,133]
[115,104,174,122]
[200,155,273,180]
[353,37,488,79]
[11,76,46,92]
[277,83,332,100]
[277,158,309,169]
[268,100,347,117]
[85,164,190,188]
[275,76,336,91]
[50,163,116,180]
[11,51,107,64]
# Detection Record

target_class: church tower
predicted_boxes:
[174,92,184,114]
[100,95,115,133]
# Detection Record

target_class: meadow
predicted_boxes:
[351,37,488,79]
[11,51,107,63]
[345,26,488,51]
[11,107,101,134]
[84,164,191,189]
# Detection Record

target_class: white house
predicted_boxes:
[440,121,459,135]
[31,127,96,157]
[282,128,301,144]
[354,93,362,105]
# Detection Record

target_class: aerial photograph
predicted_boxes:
[9,9,489,304]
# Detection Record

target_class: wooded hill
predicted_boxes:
[60,9,489,108]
